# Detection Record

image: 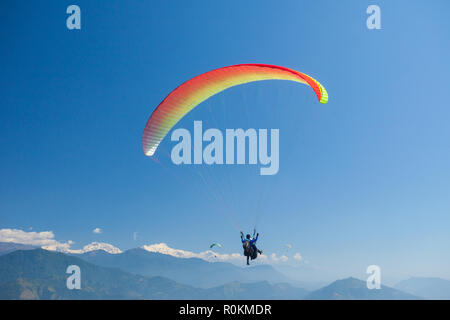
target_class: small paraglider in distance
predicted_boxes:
[282,243,293,256]
[209,243,222,258]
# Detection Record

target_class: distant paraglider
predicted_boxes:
[283,243,293,256]
[209,242,222,259]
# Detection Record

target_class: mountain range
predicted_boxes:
[0,243,447,300]
[0,248,308,299]
[394,277,450,300]
[305,277,419,300]
[75,247,290,288]
[0,242,36,255]
[0,248,200,299]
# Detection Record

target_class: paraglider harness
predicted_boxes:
[242,230,258,260]
[243,242,258,260]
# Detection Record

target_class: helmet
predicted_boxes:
[246,234,251,239]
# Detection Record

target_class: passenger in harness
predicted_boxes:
[240,230,263,265]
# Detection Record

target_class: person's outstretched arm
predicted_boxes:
[250,233,259,245]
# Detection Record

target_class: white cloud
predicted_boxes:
[293,252,303,261]
[258,254,269,262]
[0,228,70,249]
[133,232,138,241]
[270,253,289,263]
[142,243,243,263]
[0,228,121,254]
[93,228,102,234]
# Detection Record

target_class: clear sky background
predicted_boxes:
[1,0,450,282]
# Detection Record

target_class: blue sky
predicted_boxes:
[1,0,450,281]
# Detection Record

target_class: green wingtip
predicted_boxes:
[319,84,328,104]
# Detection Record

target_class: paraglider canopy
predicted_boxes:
[142,63,328,156]
[210,243,222,249]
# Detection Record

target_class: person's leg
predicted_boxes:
[247,255,250,265]
[253,244,262,255]
[250,246,256,260]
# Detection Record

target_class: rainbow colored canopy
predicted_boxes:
[142,64,328,156]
